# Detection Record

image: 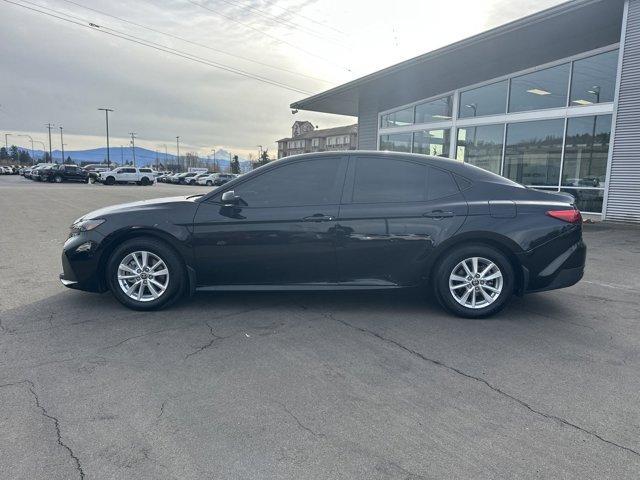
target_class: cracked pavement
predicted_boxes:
[1,176,640,479]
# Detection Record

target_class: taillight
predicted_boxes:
[546,209,582,224]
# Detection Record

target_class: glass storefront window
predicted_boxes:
[415,96,453,123]
[380,133,412,152]
[412,129,451,157]
[459,80,508,118]
[504,119,564,186]
[456,124,504,175]
[509,63,570,112]
[561,187,604,213]
[562,114,611,187]
[570,50,618,106]
[380,107,414,128]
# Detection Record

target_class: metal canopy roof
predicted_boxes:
[291,0,625,117]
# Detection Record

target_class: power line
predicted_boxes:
[207,0,346,45]
[4,0,315,95]
[247,0,349,37]
[55,0,331,84]
[185,0,351,73]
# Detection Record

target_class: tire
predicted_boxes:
[140,177,150,186]
[106,237,185,310]
[434,244,514,319]
[105,176,116,185]
[54,175,63,183]
[206,181,212,186]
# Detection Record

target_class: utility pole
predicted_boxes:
[4,133,12,149]
[45,123,54,163]
[129,132,137,166]
[176,136,181,171]
[120,145,124,165]
[155,150,159,170]
[98,108,114,170]
[59,126,65,163]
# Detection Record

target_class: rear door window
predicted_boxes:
[352,156,428,203]
[428,167,459,200]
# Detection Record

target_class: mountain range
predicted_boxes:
[19,146,252,171]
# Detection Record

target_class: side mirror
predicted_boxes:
[221,190,241,205]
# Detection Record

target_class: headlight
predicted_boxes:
[69,218,105,237]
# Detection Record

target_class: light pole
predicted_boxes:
[176,136,181,171]
[59,126,65,163]
[4,133,12,149]
[45,123,54,163]
[98,108,114,170]
[129,132,137,166]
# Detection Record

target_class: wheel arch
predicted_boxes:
[426,231,525,295]
[97,227,195,294]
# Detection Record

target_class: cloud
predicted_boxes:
[0,0,564,157]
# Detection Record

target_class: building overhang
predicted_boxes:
[291,0,625,117]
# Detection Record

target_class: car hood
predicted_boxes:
[77,196,199,222]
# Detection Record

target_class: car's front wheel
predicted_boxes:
[107,238,185,310]
[434,244,514,318]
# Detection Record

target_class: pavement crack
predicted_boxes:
[184,322,231,360]
[277,401,324,438]
[328,313,640,459]
[2,380,85,479]
[100,323,198,351]
[157,399,167,420]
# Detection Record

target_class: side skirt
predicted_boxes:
[195,283,403,292]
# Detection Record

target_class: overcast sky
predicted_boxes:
[0,0,564,158]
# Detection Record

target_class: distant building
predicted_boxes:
[276,121,357,159]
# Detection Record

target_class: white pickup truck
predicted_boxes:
[99,167,156,185]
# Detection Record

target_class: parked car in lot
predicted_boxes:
[83,164,110,182]
[39,164,89,183]
[60,151,585,317]
[173,172,199,184]
[197,172,234,186]
[31,164,54,181]
[188,173,210,185]
[98,167,155,185]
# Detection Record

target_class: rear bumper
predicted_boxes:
[522,240,586,293]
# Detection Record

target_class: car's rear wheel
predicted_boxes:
[105,176,115,185]
[434,244,514,318]
[107,238,185,310]
[54,175,63,183]
[206,180,212,186]
[140,177,150,186]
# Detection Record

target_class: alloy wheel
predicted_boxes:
[448,256,503,309]
[117,250,170,302]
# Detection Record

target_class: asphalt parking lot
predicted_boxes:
[1,174,639,479]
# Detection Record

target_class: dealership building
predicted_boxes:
[291,0,640,222]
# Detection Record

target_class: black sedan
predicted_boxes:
[60,151,585,317]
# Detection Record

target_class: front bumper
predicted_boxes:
[59,232,108,293]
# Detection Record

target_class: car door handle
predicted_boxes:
[423,210,454,219]
[302,214,334,222]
